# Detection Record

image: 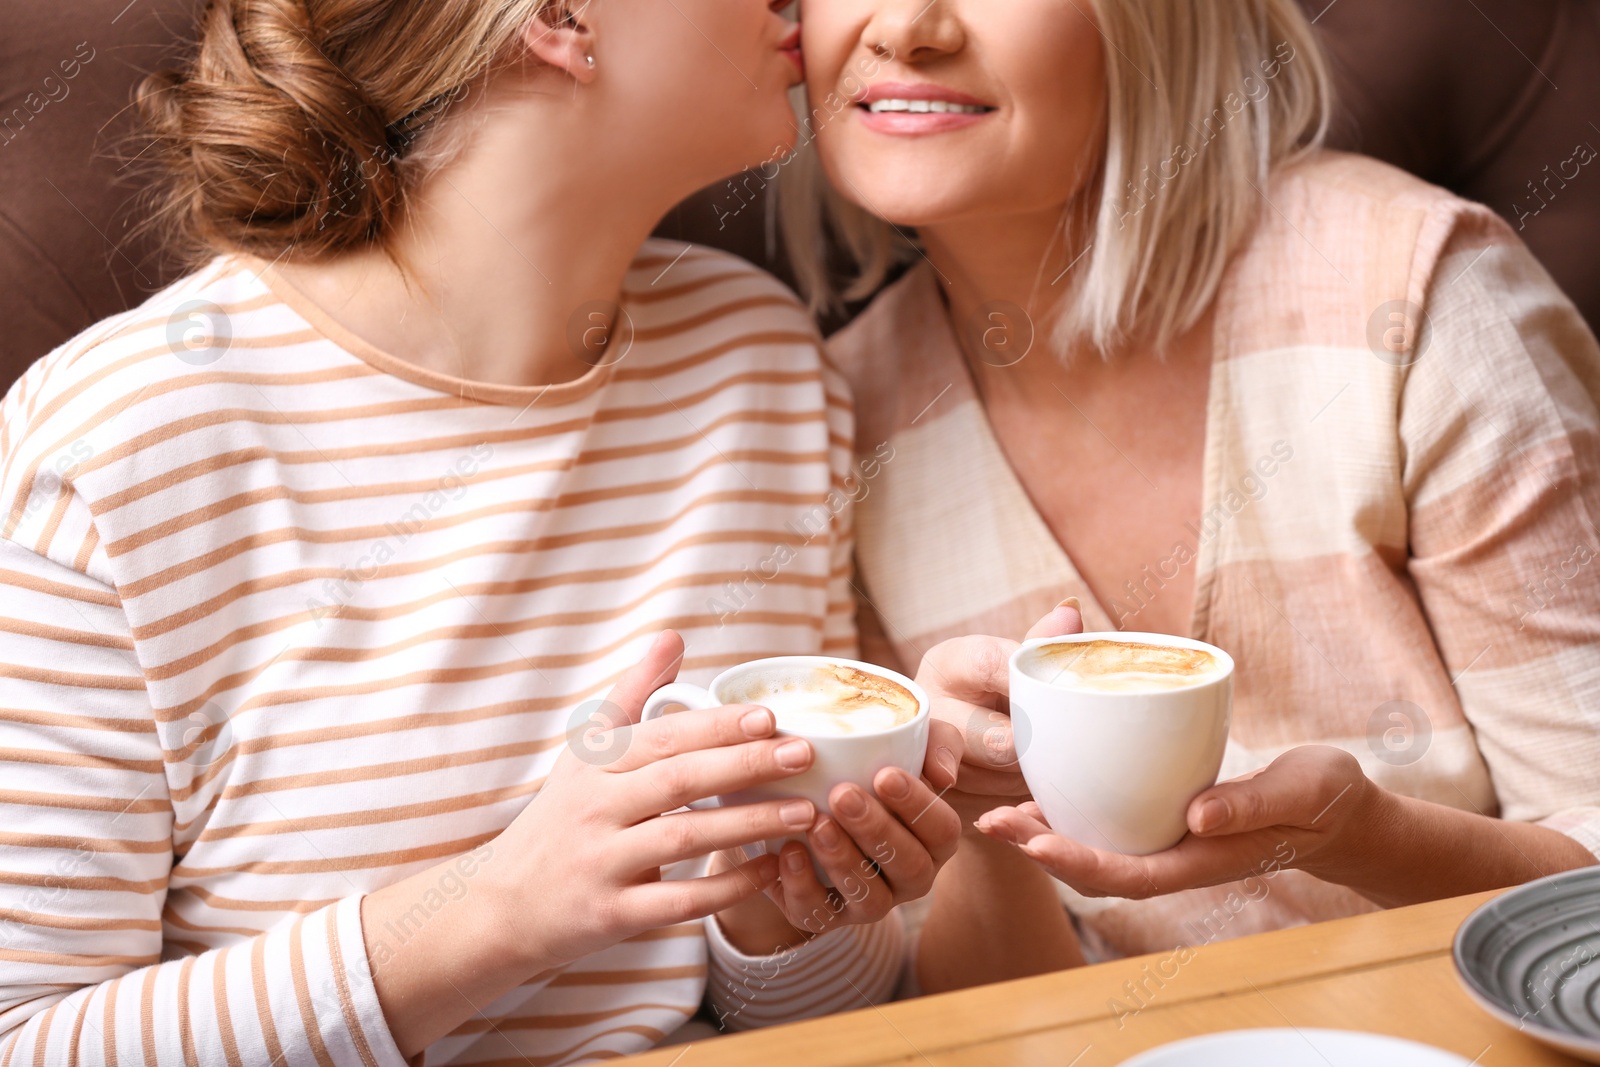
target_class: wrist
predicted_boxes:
[361,841,538,1057]
[712,899,813,957]
[920,828,1084,993]
[946,825,1059,898]
[1312,776,1404,888]
[709,851,811,956]
[474,836,560,977]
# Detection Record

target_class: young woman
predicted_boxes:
[792,0,1600,992]
[0,1,962,1063]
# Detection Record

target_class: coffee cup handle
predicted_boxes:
[640,683,721,811]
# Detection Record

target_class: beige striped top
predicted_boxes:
[829,152,1600,958]
[0,240,904,1066]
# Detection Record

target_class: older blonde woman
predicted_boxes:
[787,0,1600,992]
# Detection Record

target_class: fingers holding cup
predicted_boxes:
[916,634,1030,796]
[769,822,886,932]
[779,771,959,926]
[868,766,961,871]
[638,654,936,931]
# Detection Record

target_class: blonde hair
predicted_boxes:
[782,0,1333,352]
[137,0,554,264]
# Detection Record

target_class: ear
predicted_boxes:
[523,2,597,84]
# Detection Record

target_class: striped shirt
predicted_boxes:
[829,152,1600,959]
[0,240,903,1066]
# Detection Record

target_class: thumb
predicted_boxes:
[1189,747,1366,836]
[1026,597,1085,642]
[605,631,687,724]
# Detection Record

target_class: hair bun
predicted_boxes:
[138,0,409,259]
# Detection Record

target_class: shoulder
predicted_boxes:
[622,238,849,396]
[1222,154,1600,491]
[624,238,818,338]
[0,257,334,541]
[619,238,850,406]
[0,258,269,555]
[0,258,277,460]
[1273,150,1468,211]
[1245,150,1510,293]
[1221,151,1525,355]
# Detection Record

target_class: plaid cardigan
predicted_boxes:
[829,151,1600,957]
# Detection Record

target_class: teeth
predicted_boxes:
[867,98,988,115]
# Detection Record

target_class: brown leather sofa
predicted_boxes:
[0,0,205,386]
[3,0,1597,392]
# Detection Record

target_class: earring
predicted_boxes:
[585,54,595,69]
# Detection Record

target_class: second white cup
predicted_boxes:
[1008,632,1233,856]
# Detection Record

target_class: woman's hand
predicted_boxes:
[975,745,1381,898]
[917,600,1084,824]
[364,631,836,1055]
[748,765,963,940]
[486,631,841,967]
[711,727,966,953]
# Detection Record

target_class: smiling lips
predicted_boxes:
[855,82,995,135]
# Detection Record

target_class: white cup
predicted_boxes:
[1008,633,1233,856]
[641,656,930,873]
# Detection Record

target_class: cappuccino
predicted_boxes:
[1022,639,1224,693]
[1010,632,1234,854]
[724,664,920,736]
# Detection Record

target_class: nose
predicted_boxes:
[863,0,965,64]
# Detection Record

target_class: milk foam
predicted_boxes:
[724,665,919,737]
[1024,639,1223,694]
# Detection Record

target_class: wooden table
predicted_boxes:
[624,890,1584,1066]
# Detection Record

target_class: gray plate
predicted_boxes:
[1453,867,1600,1064]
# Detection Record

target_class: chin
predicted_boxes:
[826,168,991,230]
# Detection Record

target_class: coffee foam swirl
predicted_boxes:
[724,664,920,736]
[1024,639,1222,693]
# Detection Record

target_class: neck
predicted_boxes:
[919,200,1089,380]
[921,202,1214,404]
[277,73,688,390]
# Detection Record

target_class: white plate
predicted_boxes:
[1119,1028,1473,1066]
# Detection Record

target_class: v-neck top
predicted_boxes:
[828,151,1600,957]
